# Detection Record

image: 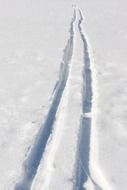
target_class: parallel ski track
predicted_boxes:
[14,10,76,190]
[75,9,102,190]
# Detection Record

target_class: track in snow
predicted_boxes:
[75,10,102,190]
[14,10,76,190]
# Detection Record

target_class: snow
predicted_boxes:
[0,1,73,189]
[0,0,127,190]
[31,9,84,190]
[79,1,127,189]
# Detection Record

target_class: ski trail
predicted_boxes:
[31,9,85,190]
[75,8,101,190]
[14,10,76,190]
[76,9,111,190]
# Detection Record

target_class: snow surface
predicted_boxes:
[0,0,127,190]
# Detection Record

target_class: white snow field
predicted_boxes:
[0,0,127,190]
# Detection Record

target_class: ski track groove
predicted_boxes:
[14,10,76,190]
[74,9,102,190]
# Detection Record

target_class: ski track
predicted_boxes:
[74,9,102,190]
[31,8,84,190]
[14,7,108,190]
[31,8,101,190]
[14,10,76,190]
[78,11,111,190]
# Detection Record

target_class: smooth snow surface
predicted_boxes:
[0,0,127,190]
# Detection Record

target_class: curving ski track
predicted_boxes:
[14,10,76,190]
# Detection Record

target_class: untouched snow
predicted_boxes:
[0,0,127,190]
